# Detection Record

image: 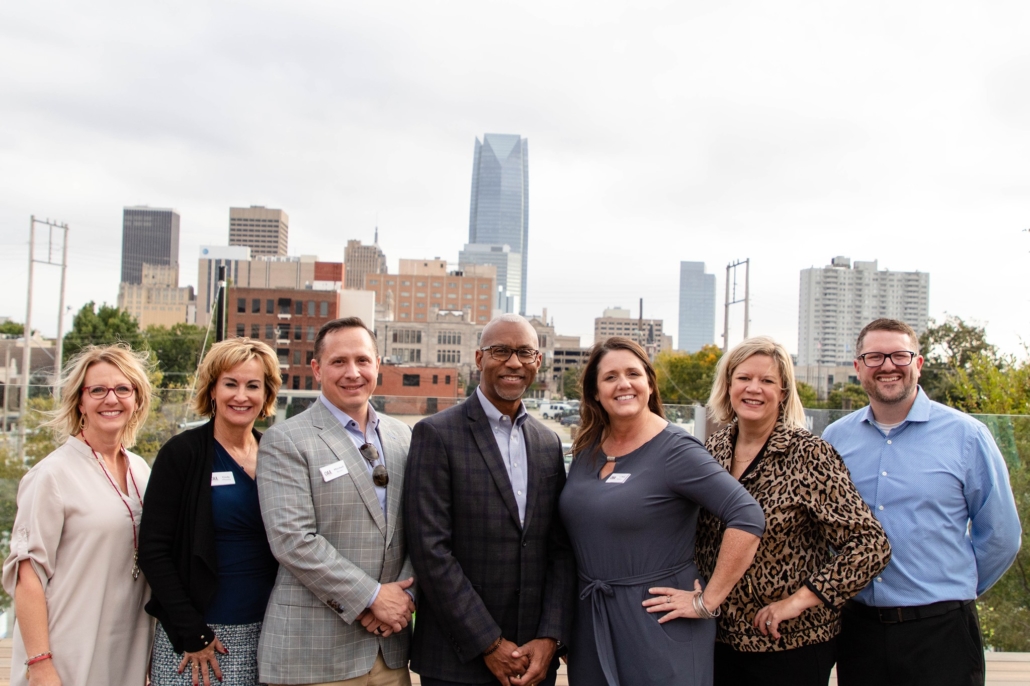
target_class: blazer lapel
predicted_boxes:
[521,418,550,533]
[314,402,387,536]
[381,421,404,547]
[467,397,523,531]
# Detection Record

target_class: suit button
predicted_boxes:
[522,541,528,547]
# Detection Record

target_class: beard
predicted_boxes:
[862,370,918,405]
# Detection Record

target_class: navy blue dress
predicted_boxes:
[559,425,764,686]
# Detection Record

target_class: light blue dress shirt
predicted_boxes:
[319,394,388,607]
[476,386,530,526]
[822,387,1021,606]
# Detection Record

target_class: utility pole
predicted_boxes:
[722,259,750,352]
[20,216,70,461]
[215,266,226,342]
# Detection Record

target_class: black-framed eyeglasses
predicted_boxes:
[359,443,389,487]
[480,345,540,363]
[82,385,136,400]
[857,351,917,368]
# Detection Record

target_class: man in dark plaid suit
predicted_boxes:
[404,314,576,686]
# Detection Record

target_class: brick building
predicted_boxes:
[364,259,496,325]
[373,364,462,415]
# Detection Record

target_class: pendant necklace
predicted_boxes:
[82,434,144,580]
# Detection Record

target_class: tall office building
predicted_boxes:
[468,133,529,314]
[344,235,387,290]
[594,307,672,356]
[677,262,716,353]
[228,206,289,257]
[120,206,180,285]
[797,256,930,366]
[458,243,521,313]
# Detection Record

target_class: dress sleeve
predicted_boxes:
[799,437,892,608]
[2,464,65,595]
[665,432,765,537]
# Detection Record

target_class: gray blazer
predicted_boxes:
[256,399,414,684]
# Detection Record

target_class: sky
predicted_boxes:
[1,1,1028,356]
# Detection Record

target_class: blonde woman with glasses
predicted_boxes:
[2,344,155,686]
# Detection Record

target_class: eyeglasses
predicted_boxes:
[857,351,917,368]
[480,345,540,363]
[82,385,136,400]
[359,443,389,487]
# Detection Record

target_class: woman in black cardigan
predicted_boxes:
[139,338,282,686]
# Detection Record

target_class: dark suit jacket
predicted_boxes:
[403,395,576,683]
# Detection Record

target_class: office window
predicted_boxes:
[307,326,315,341]
[251,324,260,339]
[278,298,291,314]
[393,330,422,344]
[294,327,302,340]
[308,301,315,316]
[237,298,246,313]
[437,350,461,364]
[437,332,461,345]
[320,302,328,317]
[432,375,438,384]
[402,374,420,387]
[236,324,245,337]
[279,324,290,340]
[252,299,260,313]
[265,324,274,339]
[293,350,301,366]
[295,301,303,315]
[292,376,300,390]
[266,299,274,314]
[445,375,451,384]
[305,376,313,390]
[306,350,314,364]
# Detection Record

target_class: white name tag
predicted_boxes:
[606,473,631,484]
[320,460,349,482]
[211,471,236,486]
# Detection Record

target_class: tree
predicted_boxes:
[63,302,143,361]
[561,366,582,400]
[824,383,870,411]
[919,315,999,405]
[796,381,819,408]
[144,323,209,388]
[654,345,723,406]
[0,320,24,336]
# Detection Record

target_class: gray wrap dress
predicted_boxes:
[559,425,764,686]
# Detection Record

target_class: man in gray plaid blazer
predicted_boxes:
[404,315,576,686]
[257,318,416,685]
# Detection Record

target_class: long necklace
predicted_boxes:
[82,434,144,580]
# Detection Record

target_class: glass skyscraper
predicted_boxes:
[120,206,180,285]
[468,133,528,314]
[678,261,716,352]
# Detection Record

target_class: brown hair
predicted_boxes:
[573,337,665,457]
[192,337,281,418]
[856,318,920,356]
[707,336,806,430]
[45,344,153,447]
[314,317,378,360]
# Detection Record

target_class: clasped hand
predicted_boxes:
[485,637,557,686]
[358,577,416,638]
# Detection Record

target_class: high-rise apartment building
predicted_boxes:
[228,206,289,257]
[468,133,529,314]
[120,206,180,285]
[457,243,521,313]
[594,307,672,356]
[797,256,930,366]
[344,236,388,290]
[678,262,716,353]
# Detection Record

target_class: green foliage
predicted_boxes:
[919,315,999,406]
[144,323,208,389]
[561,366,582,400]
[654,345,723,406]
[62,302,143,361]
[796,381,819,408]
[825,383,870,411]
[0,320,24,336]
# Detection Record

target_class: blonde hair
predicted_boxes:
[47,344,154,447]
[707,336,805,430]
[192,338,281,418]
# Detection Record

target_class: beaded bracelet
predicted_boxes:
[482,636,504,656]
[25,651,53,678]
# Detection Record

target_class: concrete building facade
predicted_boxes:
[458,243,521,314]
[120,207,180,285]
[344,237,388,290]
[468,133,529,314]
[797,256,930,366]
[117,263,195,328]
[678,261,716,353]
[375,309,483,381]
[594,307,672,356]
[363,261,496,325]
[229,206,289,257]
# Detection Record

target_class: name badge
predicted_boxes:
[211,471,236,486]
[606,473,631,484]
[320,460,349,482]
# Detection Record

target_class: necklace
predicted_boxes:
[82,434,144,580]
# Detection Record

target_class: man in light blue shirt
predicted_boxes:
[823,318,1021,686]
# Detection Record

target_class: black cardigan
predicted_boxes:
[137,420,263,653]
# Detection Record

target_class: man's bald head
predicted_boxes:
[480,314,538,348]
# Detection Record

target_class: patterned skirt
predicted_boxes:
[151,621,264,686]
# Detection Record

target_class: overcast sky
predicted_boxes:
[1,1,1028,356]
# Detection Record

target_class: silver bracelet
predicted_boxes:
[692,590,721,619]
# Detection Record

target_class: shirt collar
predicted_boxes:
[476,386,528,427]
[857,386,931,425]
[319,393,380,438]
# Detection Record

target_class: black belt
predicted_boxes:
[844,599,970,624]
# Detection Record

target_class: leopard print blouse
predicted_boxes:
[695,419,891,652]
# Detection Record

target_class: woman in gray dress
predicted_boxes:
[558,337,765,686]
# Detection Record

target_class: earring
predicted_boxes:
[78,414,87,432]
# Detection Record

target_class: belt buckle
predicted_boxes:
[876,606,904,624]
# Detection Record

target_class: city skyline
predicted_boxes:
[2,2,1029,356]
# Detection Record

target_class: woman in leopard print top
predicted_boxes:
[696,337,890,686]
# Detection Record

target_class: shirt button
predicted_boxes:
[887,440,892,445]
[876,577,883,583]
[882,471,887,476]
[878,505,884,511]
[513,463,518,467]
[517,490,523,496]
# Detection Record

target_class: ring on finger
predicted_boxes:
[765,620,772,627]
[665,595,672,603]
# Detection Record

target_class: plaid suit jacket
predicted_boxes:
[256,399,413,684]
[403,395,576,683]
